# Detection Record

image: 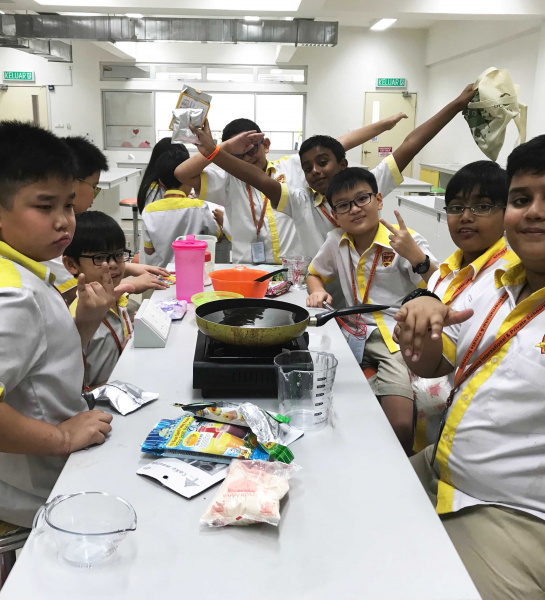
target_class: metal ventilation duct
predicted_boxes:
[0,36,72,62]
[0,15,337,46]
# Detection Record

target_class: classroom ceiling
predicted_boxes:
[0,0,542,29]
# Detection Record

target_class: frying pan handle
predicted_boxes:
[311,304,390,327]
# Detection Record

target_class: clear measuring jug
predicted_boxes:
[274,350,338,431]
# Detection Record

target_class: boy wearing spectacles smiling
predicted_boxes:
[411,161,518,452]
[63,211,138,388]
[305,167,439,453]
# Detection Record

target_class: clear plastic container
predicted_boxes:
[274,351,338,431]
[32,492,137,568]
[172,235,208,301]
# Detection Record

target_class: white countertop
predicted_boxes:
[99,168,142,189]
[419,163,464,175]
[1,281,480,600]
[398,177,432,189]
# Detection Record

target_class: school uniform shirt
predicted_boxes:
[70,295,133,388]
[308,222,437,352]
[412,236,519,453]
[42,256,78,294]
[0,241,87,527]
[141,189,220,268]
[277,155,404,259]
[433,260,545,521]
[199,160,303,264]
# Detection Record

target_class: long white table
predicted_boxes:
[1,283,480,600]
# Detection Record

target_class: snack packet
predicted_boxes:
[170,86,212,144]
[84,381,158,415]
[155,298,186,320]
[176,401,297,463]
[141,416,269,464]
[200,459,300,527]
[265,280,292,297]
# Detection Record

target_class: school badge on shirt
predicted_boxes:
[275,174,286,184]
[537,334,545,354]
[381,251,395,267]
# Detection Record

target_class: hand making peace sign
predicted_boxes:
[379,210,424,264]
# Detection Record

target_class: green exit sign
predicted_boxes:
[377,78,406,88]
[3,71,35,82]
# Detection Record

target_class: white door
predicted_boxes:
[362,92,416,177]
[0,86,49,128]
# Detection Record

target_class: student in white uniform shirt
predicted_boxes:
[304,167,438,453]
[174,114,407,264]
[271,85,477,259]
[63,212,143,389]
[412,161,517,453]
[141,146,222,268]
[396,135,545,600]
[43,135,109,298]
[0,122,127,527]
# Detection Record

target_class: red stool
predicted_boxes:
[119,198,139,253]
[362,366,378,380]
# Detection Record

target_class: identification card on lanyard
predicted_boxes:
[247,184,268,264]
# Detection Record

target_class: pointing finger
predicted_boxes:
[379,218,396,234]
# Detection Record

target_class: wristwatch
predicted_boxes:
[401,288,441,305]
[412,254,430,274]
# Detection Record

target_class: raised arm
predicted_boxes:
[174,129,265,194]
[393,84,475,173]
[190,122,282,203]
[337,113,408,152]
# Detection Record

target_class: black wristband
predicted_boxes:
[401,288,441,305]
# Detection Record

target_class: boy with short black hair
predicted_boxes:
[305,167,438,452]
[141,146,221,268]
[64,212,136,388]
[183,86,474,261]
[175,113,407,263]
[412,161,517,452]
[396,135,545,599]
[0,121,128,527]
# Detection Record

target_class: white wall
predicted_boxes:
[419,20,542,169]
[293,27,428,164]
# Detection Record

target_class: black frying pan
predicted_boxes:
[195,298,389,347]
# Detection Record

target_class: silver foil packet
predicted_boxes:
[84,381,158,416]
[171,108,206,145]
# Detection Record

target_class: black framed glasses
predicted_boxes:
[78,178,102,199]
[332,193,375,215]
[79,250,131,266]
[234,139,263,160]
[444,204,500,216]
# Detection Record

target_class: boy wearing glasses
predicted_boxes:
[395,135,545,600]
[64,211,138,388]
[305,168,438,453]
[412,161,517,452]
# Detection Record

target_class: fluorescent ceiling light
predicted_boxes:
[126,13,143,18]
[284,17,294,20]
[244,16,260,21]
[370,18,397,31]
[58,11,103,16]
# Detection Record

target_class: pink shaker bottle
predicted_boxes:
[172,235,208,301]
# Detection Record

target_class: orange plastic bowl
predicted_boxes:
[209,266,270,298]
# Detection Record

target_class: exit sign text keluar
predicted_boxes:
[3,71,35,82]
[376,78,406,88]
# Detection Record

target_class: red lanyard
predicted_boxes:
[102,310,131,356]
[433,246,508,305]
[246,184,268,237]
[431,290,545,464]
[319,203,339,227]
[348,245,382,305]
